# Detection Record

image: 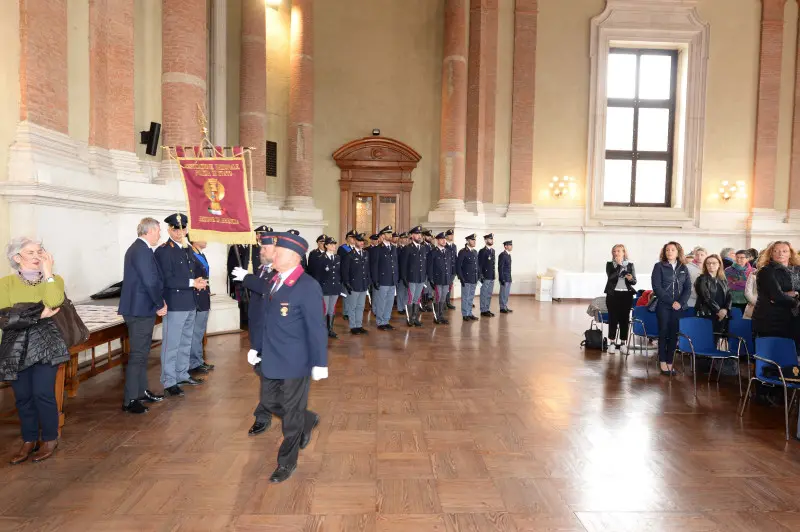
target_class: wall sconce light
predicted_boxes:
[266,0,282,8]
[549,176,575,198]
[719,180,746,201]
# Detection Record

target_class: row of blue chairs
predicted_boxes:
[621,307,800,440]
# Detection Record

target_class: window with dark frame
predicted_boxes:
[603,48,678,207]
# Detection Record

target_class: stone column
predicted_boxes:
[464,0,499,212]
[752,0,787,211]
[89,0,135,152]
[437,0,469,210]
[161,0,207,150]
[508,0,538,210]
[285,0,315,209]
[19,0,68,133]
[240,0,267,193]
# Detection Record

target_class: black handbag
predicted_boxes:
[581,323,607,351]
[52,296,90,348]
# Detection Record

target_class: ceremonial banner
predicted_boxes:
[176,146,254,245]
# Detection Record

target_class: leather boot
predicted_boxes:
[31,440,58,463]
[405,305,413,327]
[414,304,423,327]
[439,303,449,324]
[9,441,38,465]
[328,315,338,338]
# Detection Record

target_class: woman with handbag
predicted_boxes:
[651,241,692,376]
[604,244,637,354]
[694,254,732,335]
[0,237,68,464]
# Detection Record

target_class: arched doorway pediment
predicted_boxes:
[333,137,422,170]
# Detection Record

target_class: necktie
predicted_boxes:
[271,277,282,296]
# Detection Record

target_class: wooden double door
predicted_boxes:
[333,136,421,239]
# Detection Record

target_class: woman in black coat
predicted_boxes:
[604,244,637,354]
[694,254,732,335]
[752,241,800,353]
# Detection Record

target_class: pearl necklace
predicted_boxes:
[17,271,43,286]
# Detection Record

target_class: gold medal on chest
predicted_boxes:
[280,305,289,317]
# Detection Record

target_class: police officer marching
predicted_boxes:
[456,234,480,321]
[498,240,513,313]
[341,232,371,334]
[240,232,328,483]
[155,213,206,397]
[316,236,343,339]
[428,232,452,325]
[401,226,428,327]
[477,233,496,317]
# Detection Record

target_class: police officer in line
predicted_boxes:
[155,213,206,397]
[316,236,343,339]
[456,234,480,321]
[428,232,452,325]
[478,233,496,317]
[401,226,428,327]
[498,240,514,313]
[445,229,458,310]
[395,232,409,316]
[341,232,371,334]
[287,229,308,271]
[307,234,327,279]
[420,230,435,312]
[187,235,214,375]
[370,226,399,330]
[233,232,328,484]
[367,233,380,317]
[337,230,356,260]
[237,230,279,436]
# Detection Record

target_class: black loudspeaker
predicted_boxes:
[140,122,161,156]
[266,141,278,177]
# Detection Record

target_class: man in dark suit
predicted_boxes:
[457,234,480,321]
[477,233,496,317]
[445,229,457,310]
[118,217,167,414]
[155,213,207,398]
[428,232,452,325]
[498,240,513,313]
[370,226,399,330]
[233,232,328,483]
[341,233,371,334]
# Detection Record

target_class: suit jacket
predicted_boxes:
[155,239,198,312]
[401,243,428,284]
[308,248,325,279]
[604,261,637,294]
[478,247,496,281]
[456,247,479,284]
[371,243,399,287]
[259,267,328,379]
[243,266,278,352]
[342,248,371,292]
[119,239,164,317]
[498,251,512,283]
[446,242,458,279]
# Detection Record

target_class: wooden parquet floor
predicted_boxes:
[2,299,800,531]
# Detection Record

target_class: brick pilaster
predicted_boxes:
[509,0,537,206]
[240,0,267,192]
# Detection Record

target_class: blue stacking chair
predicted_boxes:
[628,306,659,376]
[728,318,754,380]
[676,317,741,396]
[740,337,800,440]
[730,307,744,320]
[683,307,696,318]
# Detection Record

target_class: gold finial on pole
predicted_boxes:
[197,103,210,140]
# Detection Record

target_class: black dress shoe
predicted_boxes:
[248,419,271,436]
[481,311,492,317]
[165,385,185,397]
[397,310,406,315]
[350,328,361,335]
[463,316,470,321]
[488,311,496,317]
[385,324,396,330]
[357,327,368,334]
[140,390,164,403]
[447,303,456,310]
[122,399,149,414]
[469,315,479,321]
[202,363,215,371]
[300,413,320,449]
[190,365,210,374]
[269,464,297,483]
[179,377,204,386]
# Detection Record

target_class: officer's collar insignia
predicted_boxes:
[169,241,174,248]
[286,279,296,286]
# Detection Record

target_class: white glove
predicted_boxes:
[311,366,328,381]
[247,349,261,365]
[232,267,248,282]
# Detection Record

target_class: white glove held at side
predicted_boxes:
[247,349,261,365]
[232,267,247,282]
[311,366,328,381]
